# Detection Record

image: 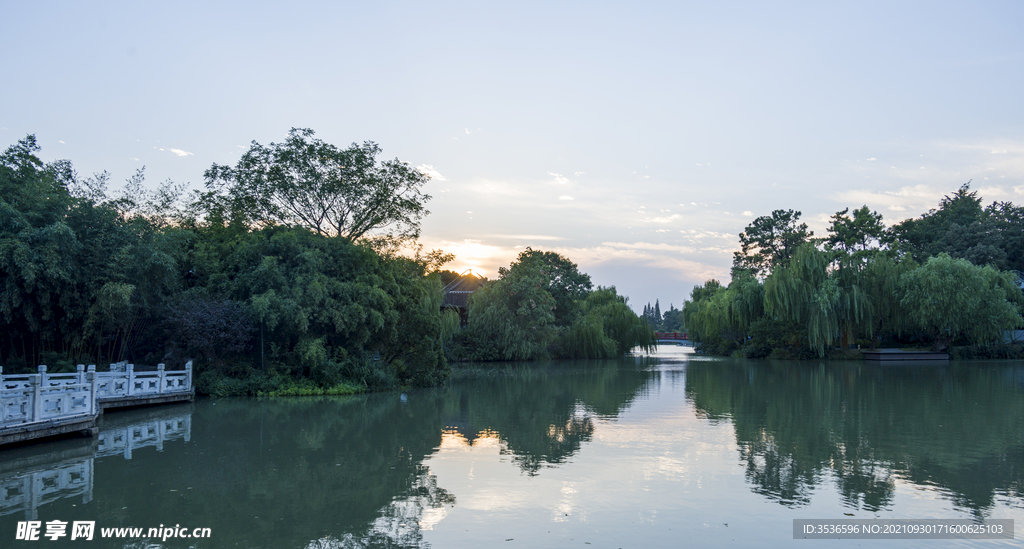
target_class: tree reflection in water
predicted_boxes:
[685,360,1024,516]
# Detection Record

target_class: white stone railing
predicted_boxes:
[0,361,192,430]
[0,365,98,429]
[95,361,192,401]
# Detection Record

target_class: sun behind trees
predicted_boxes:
[0,132,654,396]
[686,185,1024,357]
[448,249,655,361]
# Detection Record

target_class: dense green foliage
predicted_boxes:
[686,184,1024,356]
[0,136,186,368]
[202,128,430,242]
[450,250,654,361]
[886,184,1024,271]
[732,209,813,277]
[0,134,457,394]
[1,133,651,393]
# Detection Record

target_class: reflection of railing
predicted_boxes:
[0,458,93,521]
[0,365,98,430]
[0,406,192,520]
[97,413,191,460]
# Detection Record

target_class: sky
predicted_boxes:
[3,1,1024,311]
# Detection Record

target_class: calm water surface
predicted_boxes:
[2,347,1023,548]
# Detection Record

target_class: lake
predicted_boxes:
[2,346,1022,547]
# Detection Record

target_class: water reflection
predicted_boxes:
[442,359,654,475]
[1,353,1020,548]
[685,360,1024,515]
[0,403,192,522]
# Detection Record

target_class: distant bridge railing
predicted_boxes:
[655,332,690,341]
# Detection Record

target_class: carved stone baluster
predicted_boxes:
[127,364,134,397]
[31,374,41,423]
[87,365,97,416]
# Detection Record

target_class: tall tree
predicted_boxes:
[826,205,885,253]
[733,209,813,277]
[886,183,984,262]
[203,128,431,241]
[502,248,592,326]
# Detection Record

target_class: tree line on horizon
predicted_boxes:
[682,184,1024,357]
[0,131,653,395]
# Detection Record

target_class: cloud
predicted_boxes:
[866,157,876,161]
[58,140,65,144]
[838,184,947,220]
[549,172,570,185]
[639,214,682,224]
[991,149,1008,154]
[559,195,574,200]
[574,171,585,176]
[742,211,753,216]
[485,234,565,241]
[465,179,531,198]
[167,148,193,157]
[603,241,696,254]
[465,128,471,135]
[416,164,446,181]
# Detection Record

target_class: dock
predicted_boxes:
[862,349,949,361]
[0,362,193,447]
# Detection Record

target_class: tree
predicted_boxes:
[682,274,764,354]
[885,183,984,262]
[763,244,871,357]
[899,254,1022,351]
[203,128,431,241]
[733,209,813,277]
[826,205,885,253]
[464,261,558,360]
[559,287,654,358]
[501,248,592,326]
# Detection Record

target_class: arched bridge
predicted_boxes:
[655,332,691,346]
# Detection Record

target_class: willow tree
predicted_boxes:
[682,272,764,354]
[559,287,654,358]
[465,261,558,361]
[899,254,1022,351]
[857,253,916,348]
[764,244,871,356]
